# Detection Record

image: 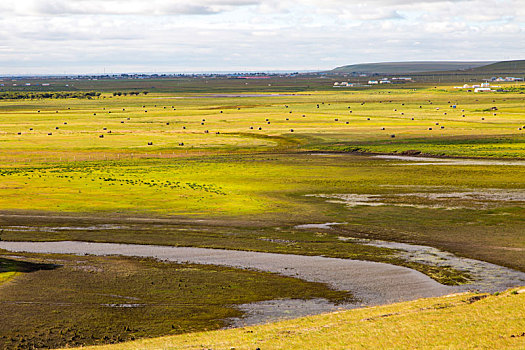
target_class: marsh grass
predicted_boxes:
[0,251,352,349]
[70,288,525,350]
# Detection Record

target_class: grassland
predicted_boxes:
[72,288,525,350]
[0,86,524,163]
[0,83,523,349]
[0,151,524,274]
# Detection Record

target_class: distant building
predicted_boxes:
[489,76,524,82]
[334,82,357,87]
[475,87,492,93]
[392,77,413,83]
[368,80,379,85]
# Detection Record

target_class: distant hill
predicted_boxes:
[330,61,496,74]
[462,60,525,74]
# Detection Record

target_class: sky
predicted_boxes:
[0,0,524,74]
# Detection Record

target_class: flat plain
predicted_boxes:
[0,81,524,349]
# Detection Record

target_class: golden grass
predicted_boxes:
[0,271,19,285]
[70,288,525,350]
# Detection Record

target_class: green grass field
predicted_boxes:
[0,83,524,349]
[1,86,524,164]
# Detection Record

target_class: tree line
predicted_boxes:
[0,91,102,100]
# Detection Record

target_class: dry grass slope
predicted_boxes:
[72,288,525,350]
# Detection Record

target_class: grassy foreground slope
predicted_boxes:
[74,288,525,350]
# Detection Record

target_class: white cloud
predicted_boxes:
[0,0,523,74]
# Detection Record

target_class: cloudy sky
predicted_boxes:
[0,0,524,74]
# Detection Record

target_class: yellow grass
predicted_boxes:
[0,271,19,285]
[71,288,525,350]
